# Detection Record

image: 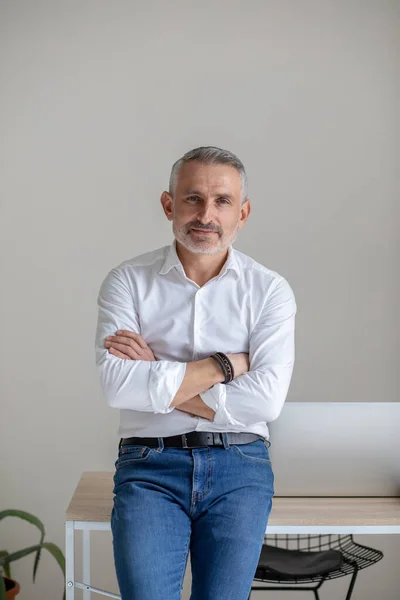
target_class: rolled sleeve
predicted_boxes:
[149,361,187,414]
[200,384,246,426]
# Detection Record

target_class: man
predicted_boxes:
[95,146,297,600]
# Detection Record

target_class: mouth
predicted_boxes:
[191,228,217,235]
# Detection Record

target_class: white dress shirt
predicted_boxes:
[95,239,297,442]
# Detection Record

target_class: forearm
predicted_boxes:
[169,357,225,408]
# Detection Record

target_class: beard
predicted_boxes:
[172,221,240,255]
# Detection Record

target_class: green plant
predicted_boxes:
[0,509,65,600]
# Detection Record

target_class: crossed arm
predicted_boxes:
[97,270,297,426]
[103,330,216,421]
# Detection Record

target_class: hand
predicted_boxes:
[104,330,156,361]
[225,352,250,378]
[176,395,215,421]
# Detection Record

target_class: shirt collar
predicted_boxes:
[158,238,240,279]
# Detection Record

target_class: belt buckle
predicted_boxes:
[213,432,223,446]
[182,433,189,449]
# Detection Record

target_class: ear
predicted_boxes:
[239,198,251,227]
[160,191,173,221]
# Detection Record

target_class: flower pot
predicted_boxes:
[4,577,20,599]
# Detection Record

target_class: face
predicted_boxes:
[161,161,251,255]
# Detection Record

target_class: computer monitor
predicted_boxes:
[268,402,400,497]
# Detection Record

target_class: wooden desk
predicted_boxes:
[65,471,400,599]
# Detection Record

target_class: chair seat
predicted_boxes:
[255,544,343,580]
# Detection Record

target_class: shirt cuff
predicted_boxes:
[200,384,245,427]
[148,361,187,414]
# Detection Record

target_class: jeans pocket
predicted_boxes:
[115,445,154,470]
[232,440,272,464]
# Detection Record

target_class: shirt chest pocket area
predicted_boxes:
[115,445,154,469]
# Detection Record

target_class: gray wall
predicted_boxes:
[1,1,399,598]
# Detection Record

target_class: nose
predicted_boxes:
[197,202,215,224]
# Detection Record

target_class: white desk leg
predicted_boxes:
[83,529,91,600]
[65,521,75,600]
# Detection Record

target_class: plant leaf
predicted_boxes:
[0,552,11,578]
[41,543,65,575]
[0,511,65,599]
[0,575,6,600]
[1,544,43,564]
[0,510,45,581]
[1,543,65,599]
[0,510,45,535]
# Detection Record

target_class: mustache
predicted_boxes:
[189,225,218,232]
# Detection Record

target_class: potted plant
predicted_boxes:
[0,509,65,600]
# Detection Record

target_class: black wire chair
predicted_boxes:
[248,534,383,600]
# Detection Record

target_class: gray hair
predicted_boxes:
[169,146,248,205]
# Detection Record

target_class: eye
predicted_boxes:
[186,196,229,204]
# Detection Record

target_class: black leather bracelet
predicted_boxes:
[210,352,235,384]
[216,352,235,383]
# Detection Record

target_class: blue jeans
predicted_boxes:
[111,434,274,600]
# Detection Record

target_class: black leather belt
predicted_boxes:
[119,431,267,449]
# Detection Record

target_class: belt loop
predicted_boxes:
[118,438,123,449]
[221,432,230,449]
[157,437,164,452]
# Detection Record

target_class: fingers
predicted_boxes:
[105,334,141,348]
[104,331,155,361]
[107,341,142,359]
[142,348,155,361]
[115,330,148,349]
[105,334,145,351]
[105,336,145,358]
[109,345,153,361]
[109,347,131,359]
